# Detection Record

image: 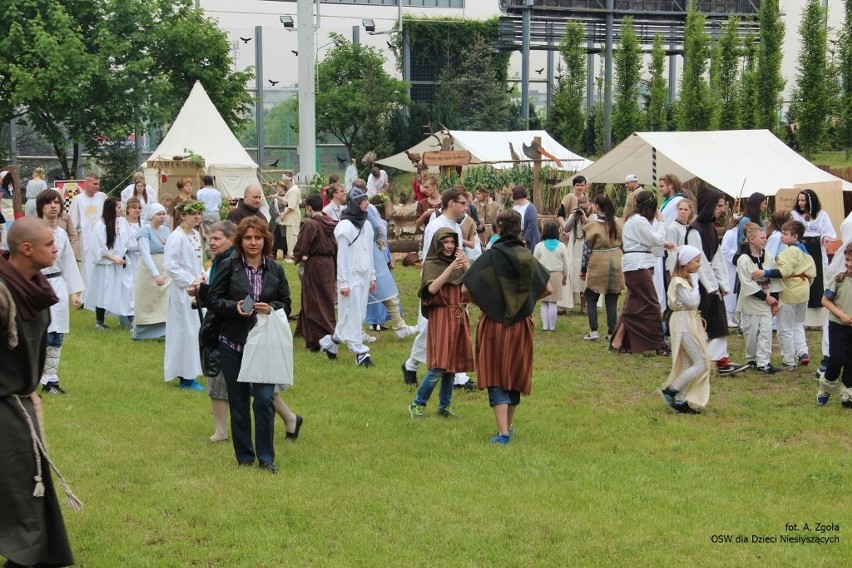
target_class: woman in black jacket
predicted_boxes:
[206,216,292,473]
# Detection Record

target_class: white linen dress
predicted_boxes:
[163,228,204,381]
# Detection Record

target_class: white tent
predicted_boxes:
[377,129,593,173]
[144,81,259,199]
[560,129,852,196]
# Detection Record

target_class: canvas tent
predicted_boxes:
[559,129,852,196]
[377,130,593,173]
[144,81,259,200]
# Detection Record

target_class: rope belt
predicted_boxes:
[449,303,469,319]
[10,395,83,512]
[592,247,621,253]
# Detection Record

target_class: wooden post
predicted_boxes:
[532,136,543,208]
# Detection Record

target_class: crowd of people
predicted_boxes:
[3,164,852,567]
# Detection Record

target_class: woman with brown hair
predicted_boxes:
[206,216,294,473]
[163,200,206,389]
[170,176,195,229]
[121,172,157,209]
[580,194,624,340]
[609,190,674,356]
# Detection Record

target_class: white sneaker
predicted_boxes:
[362,332,377,344]
[283,258,295,264]
[584,331,600,340]
[395,325,418,339]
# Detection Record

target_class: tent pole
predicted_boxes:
[255,25,265,171]
[652,146,657,188]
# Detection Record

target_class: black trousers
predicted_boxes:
[826,321,852,387]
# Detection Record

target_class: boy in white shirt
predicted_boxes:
[735,223,782,374]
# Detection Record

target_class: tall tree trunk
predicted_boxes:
[53,140,71,180]
[72,142,80,178]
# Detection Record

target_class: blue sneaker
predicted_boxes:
[816,391,830,406]
[490,434,510,445]
[659,387,678,409]
[179,379,205,392]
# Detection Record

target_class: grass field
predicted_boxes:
[45,263,849,566]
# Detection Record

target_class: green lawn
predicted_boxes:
[45,264,849,566]
[811,151,852,168]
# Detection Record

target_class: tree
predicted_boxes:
[708,38,722,129]
[793,0,830,156]
[145,0,253,132]
[717,16,742,130]
[436,36,518,131]
[547,22,586,151]
[612,17,644,143]
[837,0,852,157]
[240,98,301,169]
[740,35,760,129]
[0,0,252,178]
[314,33,409,159]
[677,7,714,131]
[646,34,668,132]
[756,0,785,132]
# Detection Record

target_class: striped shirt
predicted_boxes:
[219,256,266,353]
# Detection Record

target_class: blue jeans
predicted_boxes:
[413,368,454,410]
[487,386,521,408]
[219,342,276,465]
[46,331,65,348]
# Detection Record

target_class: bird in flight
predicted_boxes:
[240,37,252,44]
[291,50,299,56]
[268,79,279,86]
[535,68,544,74]
[269,159,280,168]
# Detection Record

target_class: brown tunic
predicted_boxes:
[583,219,625,294]
[292,214,338,349]
[475,315,535,395]
[226,201,264,225]
[423,283,474,372]
[0,278,74,567]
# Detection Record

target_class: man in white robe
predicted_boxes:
[319,184,376,366]
[68,174,106,302]
[654,174,688,313]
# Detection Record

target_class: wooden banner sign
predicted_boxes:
[422,150,472,167]
[777,181,845,236]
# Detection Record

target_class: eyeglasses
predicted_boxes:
[455,200,467,206]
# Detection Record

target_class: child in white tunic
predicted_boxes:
[37,189,84,395]
[735,223,782,374]
[660,246,710,414]
[533,221,569,331]
[164,200,207,390]
[319,186,376,367]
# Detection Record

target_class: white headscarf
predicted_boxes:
[677,244,702,265]
[143,203,166,222]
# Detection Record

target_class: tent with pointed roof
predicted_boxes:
[143,81,259,199]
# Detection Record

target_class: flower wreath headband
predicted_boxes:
[176,200,205,214]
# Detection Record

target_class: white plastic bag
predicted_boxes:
[237,309,294,385]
